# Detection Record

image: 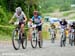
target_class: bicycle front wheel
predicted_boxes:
[12,30,20,50]
[31,33,37,48]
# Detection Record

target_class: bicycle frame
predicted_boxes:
[51,29,55,38]
[61,29,66,40]
[32,26,39,40]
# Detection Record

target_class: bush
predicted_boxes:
[47,7,55,12]
[0,7,8,24]
[60,3,71,11]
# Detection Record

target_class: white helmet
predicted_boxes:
[15,7,22,13]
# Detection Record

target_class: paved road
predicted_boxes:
[0,40,75,56]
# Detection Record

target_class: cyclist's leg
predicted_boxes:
[38,25,42,40]
[19,22,25,36]
[54,29,56,38]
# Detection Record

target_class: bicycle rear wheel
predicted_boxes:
[38,38,43,48]
[31,33,37,48]
[21,32,27,49]
[60,34,66,47]
[12,30,20,50]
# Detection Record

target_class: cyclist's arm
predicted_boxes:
[9,13,15,23]
[22,12,27,23]
[9,18,14,23]
[23,16,27,23]
[39,16,43,25]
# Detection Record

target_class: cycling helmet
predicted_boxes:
[15,7,22,13]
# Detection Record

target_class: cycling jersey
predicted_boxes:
[32,16,42,31]
[70,22,75,29]
[60,21,67,29]
[60,21,67,25]
[32,16,42,24]
[12,11,26,22]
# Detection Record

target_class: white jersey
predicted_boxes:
[12,11,26,22]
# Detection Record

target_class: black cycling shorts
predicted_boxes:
[19,22,25,26]
[36,25,42,31]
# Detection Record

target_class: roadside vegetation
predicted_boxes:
[0,0,75,40]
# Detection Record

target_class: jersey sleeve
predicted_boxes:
[59,21,62,25]
[32,16,34,21]
[38,16,42,20]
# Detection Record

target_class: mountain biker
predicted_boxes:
[9,7,27,36]
[59,18,68,46]
[31,10,43,41]
[68,21,75,44]
[50,23,56,38]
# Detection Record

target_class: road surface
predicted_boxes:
[0,40,75,56]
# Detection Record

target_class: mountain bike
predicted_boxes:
[12,22,27,50]
[69,29,75,46]
[60,28,66,47]
[50,29,56,43]
[31,24,43,48]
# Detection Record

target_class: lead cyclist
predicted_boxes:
[9,7,27,36]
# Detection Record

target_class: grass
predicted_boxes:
[63,10,75,17]
[0,24,50,40]
[0,31,50,41]
[63,12,72,16]
[70,16,75,20]
[42,31,50,40]
[0,35,11,41]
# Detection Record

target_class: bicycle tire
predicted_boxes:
[31,33,37,48]
[12,30,20,50]
[38,38,43,48]
[21,33,27,49]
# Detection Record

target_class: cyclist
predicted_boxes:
[50,23,57,43]
[31,10,43,41]
[69,21,75,45]
[50,23,56,38]
[59,18,68,46]
[9,7,27,36]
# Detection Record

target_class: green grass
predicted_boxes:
[42,31,50,40]
[0,26,50,40]
[0,35,11,41]
[0,31,50,41]
[63,11,75,17]
[71,16,75,20]
[63,12,71,16]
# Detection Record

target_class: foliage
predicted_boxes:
[0,0,75,37]
[39,0,73,13]
[60,3,71,11]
